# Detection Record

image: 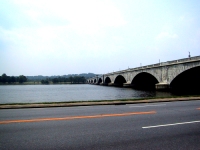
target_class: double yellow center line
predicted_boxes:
[0,111,156,124]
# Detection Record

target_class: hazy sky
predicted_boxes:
[0,0,200,76]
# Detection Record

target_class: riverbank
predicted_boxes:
[0,82,86,85]
[1,96,200,109]
[0,82,41,85]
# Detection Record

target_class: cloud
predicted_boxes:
[189,28,200,49]
[1,0,127,61]
[1,0,200,75]
[178,14,195,23]
[156,32,178,40]
[12,0,127,35]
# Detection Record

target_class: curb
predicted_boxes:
[0,97,200,109]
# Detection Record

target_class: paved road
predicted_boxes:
[0,100,200,150]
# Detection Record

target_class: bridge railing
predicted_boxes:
[167,56,200,64]
[89,56,200,78]
[181,56,200,62]
[153,63,160,67]
[132,56,200,71]
[169,56,200,64]
[192,56,200,60]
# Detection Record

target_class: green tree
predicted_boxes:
[52,78,59,84]
[1,73,7,83]
[69,76,73,83]
[41,79,49,84]
[10,76,16,83]
[80,76,86,83]
[18,75,27,83]
[7,76,11,83]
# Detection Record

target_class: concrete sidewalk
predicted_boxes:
[1,97,200,109]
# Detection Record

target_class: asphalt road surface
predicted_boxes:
[0,100,200,150]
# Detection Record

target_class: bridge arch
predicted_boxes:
[170,66,200,94]
[94,79,97,83]
[168,63,200,83]
[105,77,111,84]
[114,75,126,87]
[131,72,159,90]
[98,78,102,84]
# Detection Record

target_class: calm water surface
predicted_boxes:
[0,84,174,104]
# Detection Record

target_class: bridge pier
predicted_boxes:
[100,83,108,86]
[155,82,170,91]
[108,82,115,86]
[123,82,132,87]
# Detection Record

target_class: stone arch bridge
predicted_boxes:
[87,56,200,92]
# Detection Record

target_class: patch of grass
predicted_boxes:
[1,95,200,106]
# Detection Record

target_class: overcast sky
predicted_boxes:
[0,0,200,76]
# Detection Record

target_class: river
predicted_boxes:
[0,84,174,104]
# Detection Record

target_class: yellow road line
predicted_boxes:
[0,111,156,124]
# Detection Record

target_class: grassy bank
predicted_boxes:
[1,95,200,106]
[0,82,41,85]
[0,82,86,85]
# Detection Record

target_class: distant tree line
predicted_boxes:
[41,76,86,84]
[0,74,27,83]
[27,73,98,81]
